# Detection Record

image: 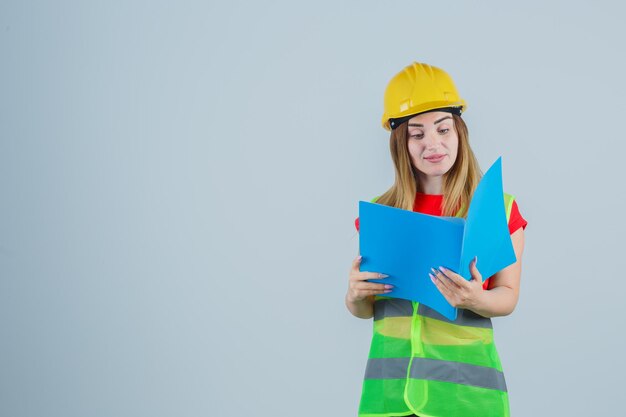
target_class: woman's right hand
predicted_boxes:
[347,256,393,302]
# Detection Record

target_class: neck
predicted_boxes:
[417,173,444,195]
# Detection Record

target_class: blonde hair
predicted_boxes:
[374,114,482,218]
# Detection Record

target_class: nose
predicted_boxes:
[423,130,442,150]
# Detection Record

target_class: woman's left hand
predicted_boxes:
[429,257,484,310]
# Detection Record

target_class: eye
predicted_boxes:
[410,133,424,139]
[438,128,449,134]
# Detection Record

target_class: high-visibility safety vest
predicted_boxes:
[358,193,516,417]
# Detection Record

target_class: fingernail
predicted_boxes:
[429,273,436,281]
[474,256,478,266]
[378,273,389,278]
[438,266,447,272]
[357,256,362,260]
[384,284,394,289]
[384,289,392,293]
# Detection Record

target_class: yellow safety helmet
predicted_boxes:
[382,62,467,131]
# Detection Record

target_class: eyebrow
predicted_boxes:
[408,116,452,128]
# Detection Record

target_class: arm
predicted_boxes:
[345,292,375,319]
[471,227,525,317]
[430,227,525,318]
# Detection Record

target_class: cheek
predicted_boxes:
[407,142,423,160]
[450,141,458,156]
[447,136,459,156]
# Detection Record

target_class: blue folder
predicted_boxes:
[359,157,516,320]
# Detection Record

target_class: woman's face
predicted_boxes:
[406,111,459,180]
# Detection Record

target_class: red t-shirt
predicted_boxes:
[354,192,528,289]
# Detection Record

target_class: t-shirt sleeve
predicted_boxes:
[507,200,528,235]
[483,199,527,290]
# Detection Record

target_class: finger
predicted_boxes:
[351,255,363,272]
[469,256,483,283]
[430,272,455,304]
[430,270,452,294]
[362,288,393,296]
[351,256,389,279]
[430,267,461,291]
[355,282,393,291]
[349,288,391,302]
[354,271,389,281]
[436,266,467,288]
[353,288,393,299]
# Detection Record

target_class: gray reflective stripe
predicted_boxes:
[374,299,492,329]
[418,303,493,329]
[364,357,507,392]
[364,357,410,379]
[373,298,414,321]
[410,357,507,391]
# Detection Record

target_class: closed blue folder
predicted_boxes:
[359,157,516,320]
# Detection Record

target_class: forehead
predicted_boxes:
[407,111,452,125]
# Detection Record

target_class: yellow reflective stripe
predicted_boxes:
[375,298,492,329]
[420,317,493,346]
[373,316,412,339]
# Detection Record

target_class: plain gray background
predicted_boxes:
[1,1,625,416]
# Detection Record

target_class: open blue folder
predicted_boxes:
[359,157,516,321]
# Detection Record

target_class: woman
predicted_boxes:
[346,62,527,417]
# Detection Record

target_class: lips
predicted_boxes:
[424,154,446,161]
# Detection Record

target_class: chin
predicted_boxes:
[421,166,452,177]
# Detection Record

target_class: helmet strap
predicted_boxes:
[389,106,462,130]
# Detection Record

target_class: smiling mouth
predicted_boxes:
[424,155,445,162]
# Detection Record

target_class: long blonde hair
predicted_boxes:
[374,114,482,218]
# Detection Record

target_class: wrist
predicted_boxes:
[346,291,365,304]
[468,288,490,317]
[345,292,374,319]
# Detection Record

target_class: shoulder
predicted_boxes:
[503,192,528,234]
[355,196,382,232]
[503,192,515,217]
